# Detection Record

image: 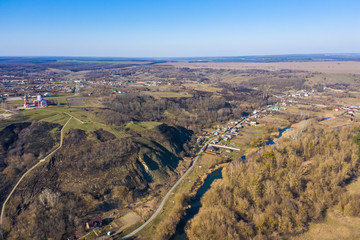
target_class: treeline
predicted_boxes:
[100,93,246,132]
[186,121,360,239]
[155,193,190,240]
[217,74,309,97]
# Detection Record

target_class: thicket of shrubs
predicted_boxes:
[186,121,360,239]
[100,93,248,132]
[0,122,60,207]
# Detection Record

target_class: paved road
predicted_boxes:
[0,116,73,239]
[120,137,214,239]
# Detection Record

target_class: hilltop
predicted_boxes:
[1,122,193,239]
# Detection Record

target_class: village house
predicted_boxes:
[230,129,239,135]
[196,137,204,144]
[269,106,279,111]
[206,146,219,154]
[250,121,258,126]
[222,134,232,141]
[85,217,102,230]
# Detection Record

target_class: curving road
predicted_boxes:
[121,137,214,239]
[0,116,73,239]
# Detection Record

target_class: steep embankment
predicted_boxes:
[0,122,61,207]
[2,122,193,239]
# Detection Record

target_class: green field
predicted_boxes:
[0,101,130,139]
[125,121,163,132]
[63,117,129,139]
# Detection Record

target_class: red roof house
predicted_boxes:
[85,217,102,230]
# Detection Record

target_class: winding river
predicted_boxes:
[171,168,223,240]
[267,127,291,145]
[172,127,291,239]
[172,114,349,239]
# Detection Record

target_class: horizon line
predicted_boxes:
[1,52,360,59]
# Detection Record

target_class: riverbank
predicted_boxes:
[132,151,226,240]
[171,167,224,240]
[170,126,295,239]
[131,112,347,239]
[168,161,230,240]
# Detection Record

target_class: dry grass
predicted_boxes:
[347,178,360,195]
[319,115,354,129]
[116,212,142,232]
[160,61,360,74]
[291,209,360,240]
[231,125,263,147]
[183,83,223,93]
[0,112,13,120]
[308,72,358,85]
[257,115,290,129]
[291,156,360,240]
[285,104,325,118]
[141,91,193,98]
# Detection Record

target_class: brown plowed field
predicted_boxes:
[159,61,360,74]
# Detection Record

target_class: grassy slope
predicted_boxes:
[183,83,222,93]
[125,121,162,131]
[308,73,359,85]
[1,94,130,138]
[62,117,129,139]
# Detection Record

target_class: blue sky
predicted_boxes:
[0,0,359,57]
